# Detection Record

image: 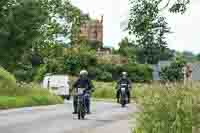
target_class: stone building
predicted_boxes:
[79,14,103,49]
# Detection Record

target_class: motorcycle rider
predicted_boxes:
[116,72,132,103]
[72,70,94,114]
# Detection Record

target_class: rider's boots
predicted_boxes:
[128,98,130,103]
[117,98,120,103]
[86,97,91,114]
[73,96,78,114]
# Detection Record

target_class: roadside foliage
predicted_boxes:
[132,83,199,133]
[0,67,62,109]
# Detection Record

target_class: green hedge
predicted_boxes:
[64,50,97,75]
[89,63,152,82]
[24,49,153,83]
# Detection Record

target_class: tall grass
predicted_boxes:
[90,80,198,132]
[92,81,116,99]
[132,82,199,133]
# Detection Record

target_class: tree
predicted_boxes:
[118,37,137,63]
[165,0,190,14]
[118,37,133,56]
[128,0,190,64]
[129,0,171,64]
[118,37,175,64]
[0,0,81,72]
[150,0,190,14]
[0,0,48,70]
[71,13,91,47]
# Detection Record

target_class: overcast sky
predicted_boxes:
[71,0,200,54]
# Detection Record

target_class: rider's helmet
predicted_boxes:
[80,70,88,78]
[122,72,128,79]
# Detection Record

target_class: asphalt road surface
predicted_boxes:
[0,101,137,133]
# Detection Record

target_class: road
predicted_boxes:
[0,101,137,133]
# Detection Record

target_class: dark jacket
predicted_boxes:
[73,77,94,91]
[116,78,132,89]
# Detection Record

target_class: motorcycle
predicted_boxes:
[119,84,128,107]
[76,88,89,120]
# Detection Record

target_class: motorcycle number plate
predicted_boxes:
[77,88,84,95]
[121,88,126,92]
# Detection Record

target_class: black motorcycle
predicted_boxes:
[119,84,128,107]
[76,88,89,120]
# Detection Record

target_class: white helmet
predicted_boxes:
[122,72,127,76]
[80,70,88,76]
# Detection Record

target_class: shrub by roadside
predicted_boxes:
[0,67,17,95]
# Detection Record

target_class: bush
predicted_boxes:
[160,58,186,81]
[123,64,152,82]
[64,49,97,75]
[0,67,16,85]
[88,67,102,79]
[0,67,17,95]
[45,57,65,74]
[64,54,81,75]
[13,69,30,81]
[33,65,48,82]
[132,83,196,133]
[97,71,113,82]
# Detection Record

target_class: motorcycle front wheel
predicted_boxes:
[120,93,126,107]
[78,101,85,120]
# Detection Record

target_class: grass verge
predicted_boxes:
[0,96,63,109]
[132,83,199,133]
[0,67,63,109]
